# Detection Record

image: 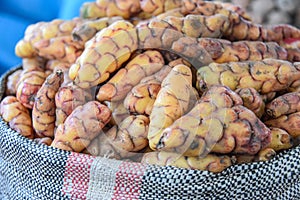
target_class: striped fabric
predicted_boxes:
[1,67,300,200]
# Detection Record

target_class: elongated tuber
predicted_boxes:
[264,112,300,138]
[266,127,293,151]
[32,70,64,138]
[69,20,212,88]
[51,101,111,152]
[141,151,234,173]
[235,87,265,118]
[124,58,191,115]
[96,50,165,102]
[197,39,287,63]
[80,0,141,19]
[84,132,137,159]
[15,18,83,58]
[33,35,84,64]
[197,59,300,94]
[155,85,271,156]
[235,148,276,164]
[266,92,300,118]
[105,115,150,152]
[0,96,34,138]
[181,0,300,43]
[6,69,22,96]
[72,16,123,43]
[146,14,230,39]
[69,20,138,88]
[55,84,93,127]
[148,64,194,150]
[16,70,47,109]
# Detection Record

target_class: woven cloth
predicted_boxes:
[0,66,300,200]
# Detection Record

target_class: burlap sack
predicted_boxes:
[0,66,299,200]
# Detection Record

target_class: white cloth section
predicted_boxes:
[86,157,121,200]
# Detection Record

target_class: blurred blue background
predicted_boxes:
[0,0,88,75]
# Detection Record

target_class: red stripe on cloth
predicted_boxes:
[62,152,95,200]
[112,161,147,200]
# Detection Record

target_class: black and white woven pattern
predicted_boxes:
[0,120,70,200]
[140,146,300,200]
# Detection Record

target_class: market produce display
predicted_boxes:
[1,0,300,173]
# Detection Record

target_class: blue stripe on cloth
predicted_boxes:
[0,66,71,200]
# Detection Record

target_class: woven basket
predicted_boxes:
[0,66,300,200]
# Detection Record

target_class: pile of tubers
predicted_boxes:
[1,0,300,173]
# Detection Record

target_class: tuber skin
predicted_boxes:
[55,84,93,127]
[124,58,191,116]
[15,57,49,109]
[45,59,70,72]
[69,20,213,88]
[22,57,47,72]
[235,87,265,118]
[124,81,161,116]
[52,63,73,87]
[69,20,139,88]
[80,0,141,19]
[16,70,47,109]
[261,92,277,104]
[235,148,276,164]
[155,8,184,20]
[15,18,84,58]
[197,39,287,63]
[140,58,191,84]
[145,14,231,39]
[197,59,300,95]
[140,0,182,16]
[104,115,150,152]
[51,101,112,152]
[33,35,84,64]
[0,96,34,139]
[180,0,300,43]
[264,112,300,138]
[139,0,250,20]
[141,151,235,173]
[181,0,252,20]
[148,64,193,150]
[5,69,22,96]
[96,50,165,102]
[33,137,53,146]
[282,39,300,62]
[84,129,142,160]
[32,70,64,138]
[266,127,293,151]
[72,16,123,43]
[266,92,300,118]
[155,85,271,156]
[104,100,130,126]
[286,48,300,62]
